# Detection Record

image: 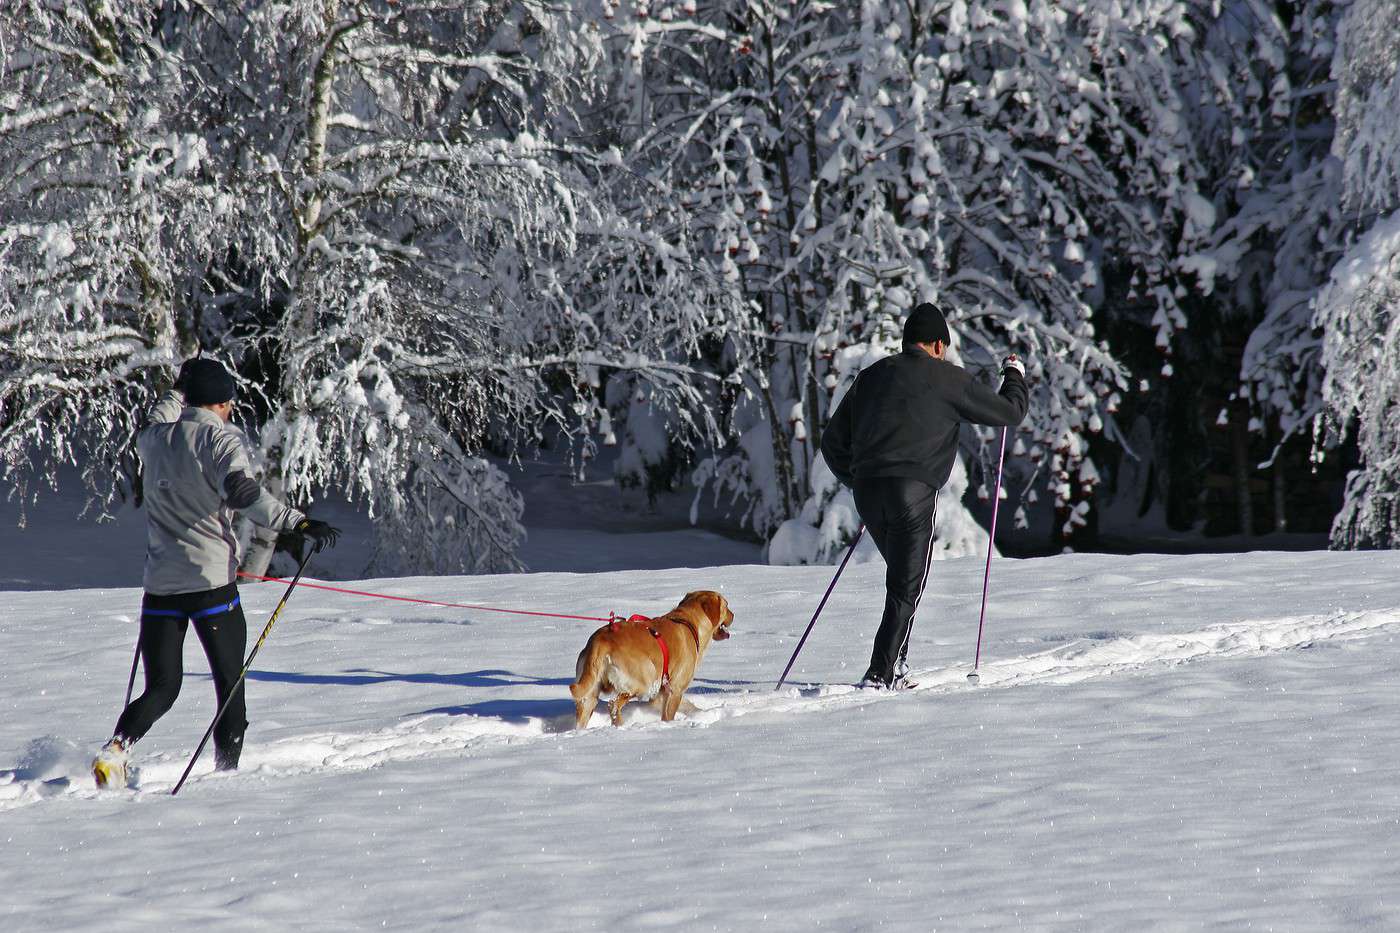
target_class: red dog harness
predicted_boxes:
[613,613,671,687]
[612,612,701,689]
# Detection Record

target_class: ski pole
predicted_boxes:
[968,426,1009,685]
[775,525,864,691]
[172,550,313,796]
[123,640,140,708]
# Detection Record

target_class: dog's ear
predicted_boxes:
[699,591,726,625]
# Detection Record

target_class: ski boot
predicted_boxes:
[92,736,130,789]
[857,668,917,691]
[214,738,242,772]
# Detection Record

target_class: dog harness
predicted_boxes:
[612,612,702,689]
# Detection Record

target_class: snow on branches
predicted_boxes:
[598,0,1273,560]
[208,0,741,573]
[4,0,1396,566]
[1,0,739,571]
[1310,0,1400,549]
[0,1,217,514]
[1334,0,1400,215]
[1312,214,1400,549]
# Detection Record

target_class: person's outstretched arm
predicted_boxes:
[208,432,305,534]
[954,356,1029,427]
[210,433,340,552]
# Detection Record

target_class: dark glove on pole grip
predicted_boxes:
[295,518,341,553]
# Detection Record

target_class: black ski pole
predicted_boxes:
[968,426,1010,685]
[172,550,313,796]
[775,525,864,691]
[123,640,141,708]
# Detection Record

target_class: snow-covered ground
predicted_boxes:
[4,545,1400,930]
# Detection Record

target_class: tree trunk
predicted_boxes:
[1229,400,1254,537]
[1272,458,1287,534]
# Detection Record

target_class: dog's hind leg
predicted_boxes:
[608,693,633,726]
[570,643,606,730]
[571,684,600,730]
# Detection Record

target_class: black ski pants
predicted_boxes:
[115,582,248,765]
[852,476,939,683]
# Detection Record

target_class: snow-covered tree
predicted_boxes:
[189,0,588,573]
[227,0,743,572]
[1312,215,1400,549]
[1193,0,1400,549]
[1332,0,1400,215]
[598,0,1307,560]
[2,1,741,572]
[1163,0,1345,538]
[0,1,216,514]
[1312,0,1400,548]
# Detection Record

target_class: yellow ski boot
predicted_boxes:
[92,737,130,789]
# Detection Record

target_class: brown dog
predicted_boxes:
[570,590,734,729]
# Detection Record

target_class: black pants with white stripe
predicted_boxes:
[853,477,939,683]
[114,582,248,768]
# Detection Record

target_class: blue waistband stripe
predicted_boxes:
[191,597,240,619]
[142,596,241,622]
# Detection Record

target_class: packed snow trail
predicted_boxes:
[6,550,1400,930]
[4,606,1396,809]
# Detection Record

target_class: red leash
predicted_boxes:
[236,570,616,623]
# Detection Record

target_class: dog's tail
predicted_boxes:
[570,636,607,727]
[571,637,607,698]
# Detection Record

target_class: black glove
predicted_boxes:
[294,518,341,553]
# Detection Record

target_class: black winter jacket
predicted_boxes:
[820,348,1029,490]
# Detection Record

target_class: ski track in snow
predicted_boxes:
[3,607,1395,812]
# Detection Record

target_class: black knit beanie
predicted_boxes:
[903,302,952,347]
[183,358,236,406]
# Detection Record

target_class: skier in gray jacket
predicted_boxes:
[93,358,339,788]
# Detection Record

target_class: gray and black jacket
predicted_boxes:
[821,348,1029,491]
[138,391,305,595]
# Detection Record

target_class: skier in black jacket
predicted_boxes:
[820,302,1029,688]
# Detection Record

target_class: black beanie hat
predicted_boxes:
[182,358,236,406]
[903,301,952,347]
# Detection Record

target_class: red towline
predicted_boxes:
[236,570,617,623]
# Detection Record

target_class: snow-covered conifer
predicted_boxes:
[1312,0,1400,548]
